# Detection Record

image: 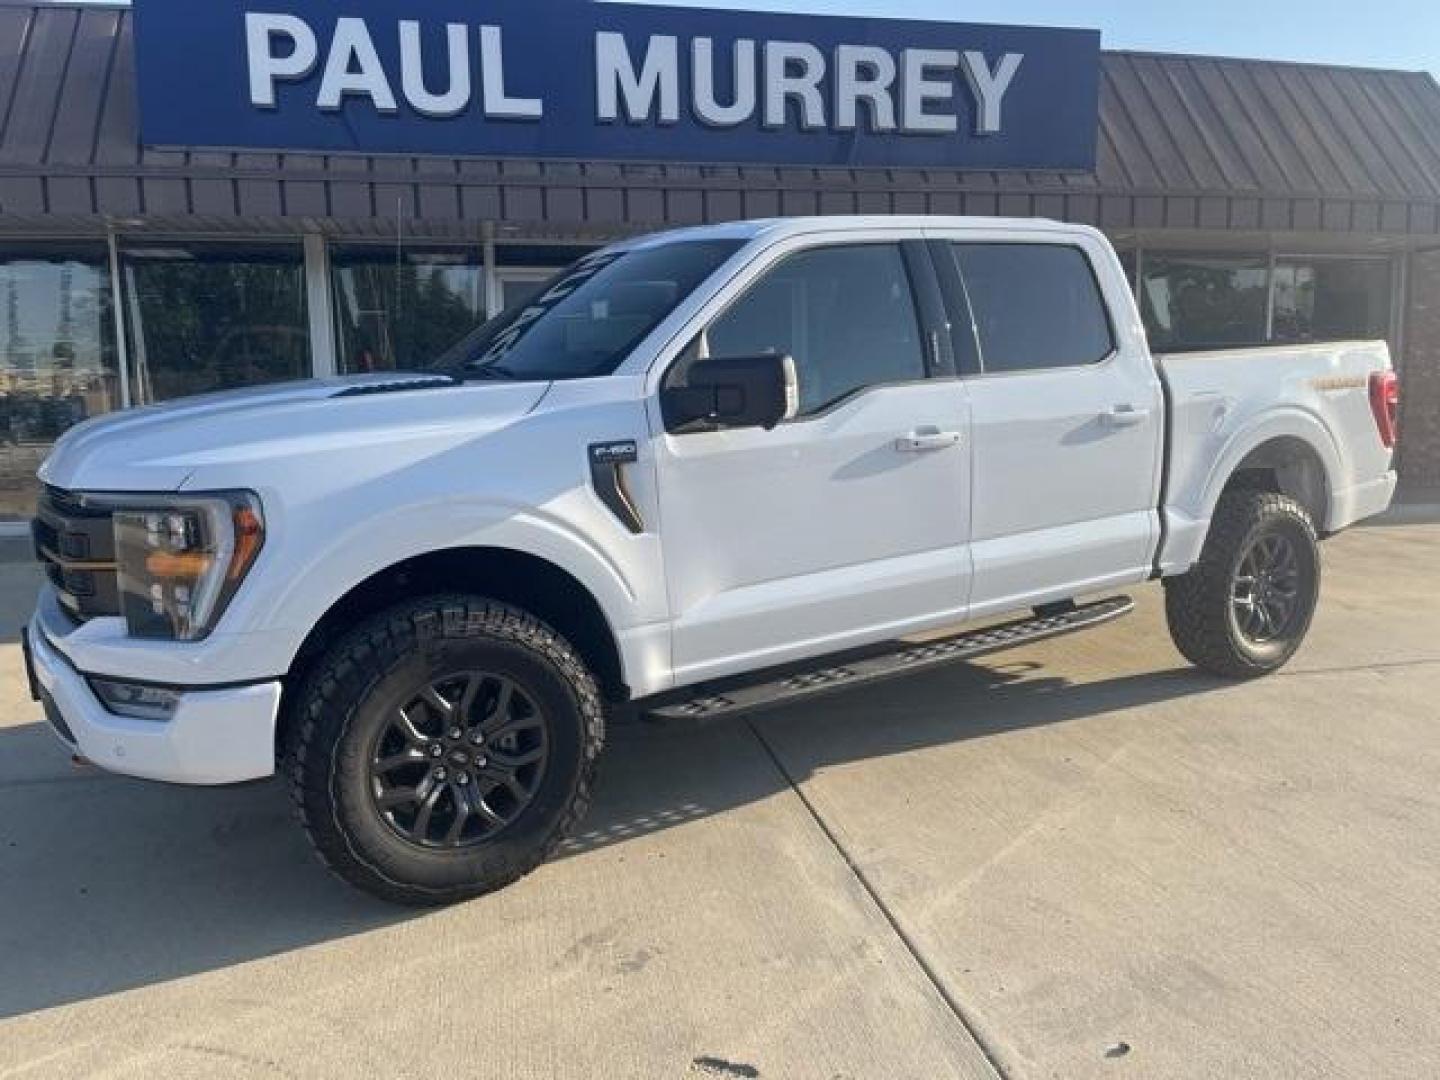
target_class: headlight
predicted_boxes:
[112,492,265,641]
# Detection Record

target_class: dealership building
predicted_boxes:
[3,0,1440,526]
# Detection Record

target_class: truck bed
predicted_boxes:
[1155,340,1397,575]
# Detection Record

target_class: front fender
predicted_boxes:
[242,493,667,687]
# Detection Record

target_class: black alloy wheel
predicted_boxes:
[370,673,549,850]
[1229,532,1305,646]
[289,596,605,906]
[1165,490,1321,679]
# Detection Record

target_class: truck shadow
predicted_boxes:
[0,657,1224,1020]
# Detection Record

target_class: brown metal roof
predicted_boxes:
[3,1,1440,238]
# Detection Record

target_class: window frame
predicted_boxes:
[932,240,1120,379]
[662,238,943,425]
[117,239,312,405]
[1135,250,1272,354]
[1268,253,1395,347]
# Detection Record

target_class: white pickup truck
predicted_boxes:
[25,217,1399,904]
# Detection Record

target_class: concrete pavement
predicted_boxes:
[1,524,1438,1078]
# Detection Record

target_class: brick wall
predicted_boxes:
[1400,250,1440,488]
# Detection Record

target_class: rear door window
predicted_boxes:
[950,244,1115,374]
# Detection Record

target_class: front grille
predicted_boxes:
[33,486,120,622]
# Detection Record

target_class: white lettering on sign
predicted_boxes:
[901,49,958,134]
[693,38,756,127]
[318,17,397,113]
[480,26,543,120]
[836,45,897,132]
[962,50,1024,134]
[399,21,470,117]
[764,42,826,130]
[596,32,680,124]
[241,13,1026,138]
[246,13,318,108]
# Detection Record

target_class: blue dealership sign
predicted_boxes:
[133,0,1100,170]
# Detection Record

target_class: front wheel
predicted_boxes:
[288,596,605,906]
[1165,491,1321,679]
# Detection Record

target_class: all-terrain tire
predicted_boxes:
[287,596,605,906]
[1165,490,1320,679]
[1163,492,1319,679]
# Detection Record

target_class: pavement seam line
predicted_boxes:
[1278,657,1440,678]
[743,716,1010,1080]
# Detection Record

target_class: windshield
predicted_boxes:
[434,240,744,382]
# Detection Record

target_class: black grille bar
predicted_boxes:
[32,487,120,622]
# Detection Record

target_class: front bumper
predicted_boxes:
[24,619,281,786]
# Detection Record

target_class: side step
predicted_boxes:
[647,596,1135,721]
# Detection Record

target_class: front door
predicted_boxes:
[652,240,973,686]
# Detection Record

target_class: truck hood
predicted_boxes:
[39,373,551,494]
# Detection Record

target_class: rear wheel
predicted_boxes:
[288,596,604,906]
[1165,491,1320,679]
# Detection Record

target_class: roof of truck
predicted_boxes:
[619,216,1089,251]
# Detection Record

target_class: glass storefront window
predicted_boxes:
[1272,258,1392,344]
[122,244,310,404]
[0,248,120,520]
[1140,254,1270,350]
[331,248,484,374]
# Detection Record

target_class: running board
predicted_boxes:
[647,596,1135,721]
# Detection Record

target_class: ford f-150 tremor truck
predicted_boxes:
[25,217,1399,904]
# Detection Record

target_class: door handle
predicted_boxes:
[896,429,962,453]
[1102,405,1151,429]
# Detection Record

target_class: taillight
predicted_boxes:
[1368,370,1400,450]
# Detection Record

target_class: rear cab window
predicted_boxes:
[939,243,1116,375]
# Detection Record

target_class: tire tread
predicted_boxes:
[1165,490,1318,680]
[285,596,604,906]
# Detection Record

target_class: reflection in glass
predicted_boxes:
[1141,254,1269,350]
[1272,259,1391,343]
[499,276,549,315]
[702,243,925,414]
[436,241,742,382]
[0,249,119,520]
[954,244,1115,372]
[332,249,485,374]
[123,245,310,404]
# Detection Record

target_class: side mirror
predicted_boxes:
[661,354,800,433]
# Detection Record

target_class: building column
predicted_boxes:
[106,229,133,409]
[304,234,337,378]
[482,222,500,319]
[1401,248,1440,490]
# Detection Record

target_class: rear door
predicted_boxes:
[929,232,1164,617]
[651,235,974,686]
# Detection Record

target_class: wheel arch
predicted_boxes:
[277,546,629,758]
[1161,410,1342,574]
[1219,434,1332,529]
[1205,410,1341,526]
